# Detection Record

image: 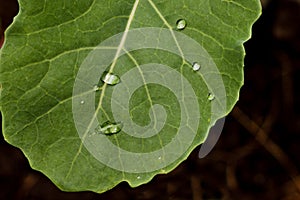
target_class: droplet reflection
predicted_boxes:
[95,121,123,135]
[101,72,120,86]
[208,93,215,101]
[176,19,187,30]
[192,62,201,71]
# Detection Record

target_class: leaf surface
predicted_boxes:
[0,0,261,193]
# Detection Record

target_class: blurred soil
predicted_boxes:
[0,0,300,199]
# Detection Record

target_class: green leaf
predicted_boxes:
[0,0,261,193]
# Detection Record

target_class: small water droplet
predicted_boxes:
[158,156,162,160]
[176,19,187,30]
[80,100,85,104]
[101,71,120,85]
[137,176,141,179]
[192,62,201,71]
[208,93,215,101]
[95,121,123,135]
[93,85,100,91]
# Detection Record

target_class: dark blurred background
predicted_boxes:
[0,0,300,199]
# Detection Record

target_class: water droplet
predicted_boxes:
[208,93,215,101]
[93,85,100,91]
[192,62,201,71]
[158,156,162,160]
[101,72,120,85]
[176,19,187,30]
[80,100,85,104]
[137,176,141,179]
[95,121,123,135]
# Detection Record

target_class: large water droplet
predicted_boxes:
[95,121,123,135]
[176,19,187,30]
[208,93,215,101]
[192,62,201,71]
[101,72,120,86]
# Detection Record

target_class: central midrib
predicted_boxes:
[66,0,141,179]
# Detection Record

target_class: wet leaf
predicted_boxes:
[0,0,261,193]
